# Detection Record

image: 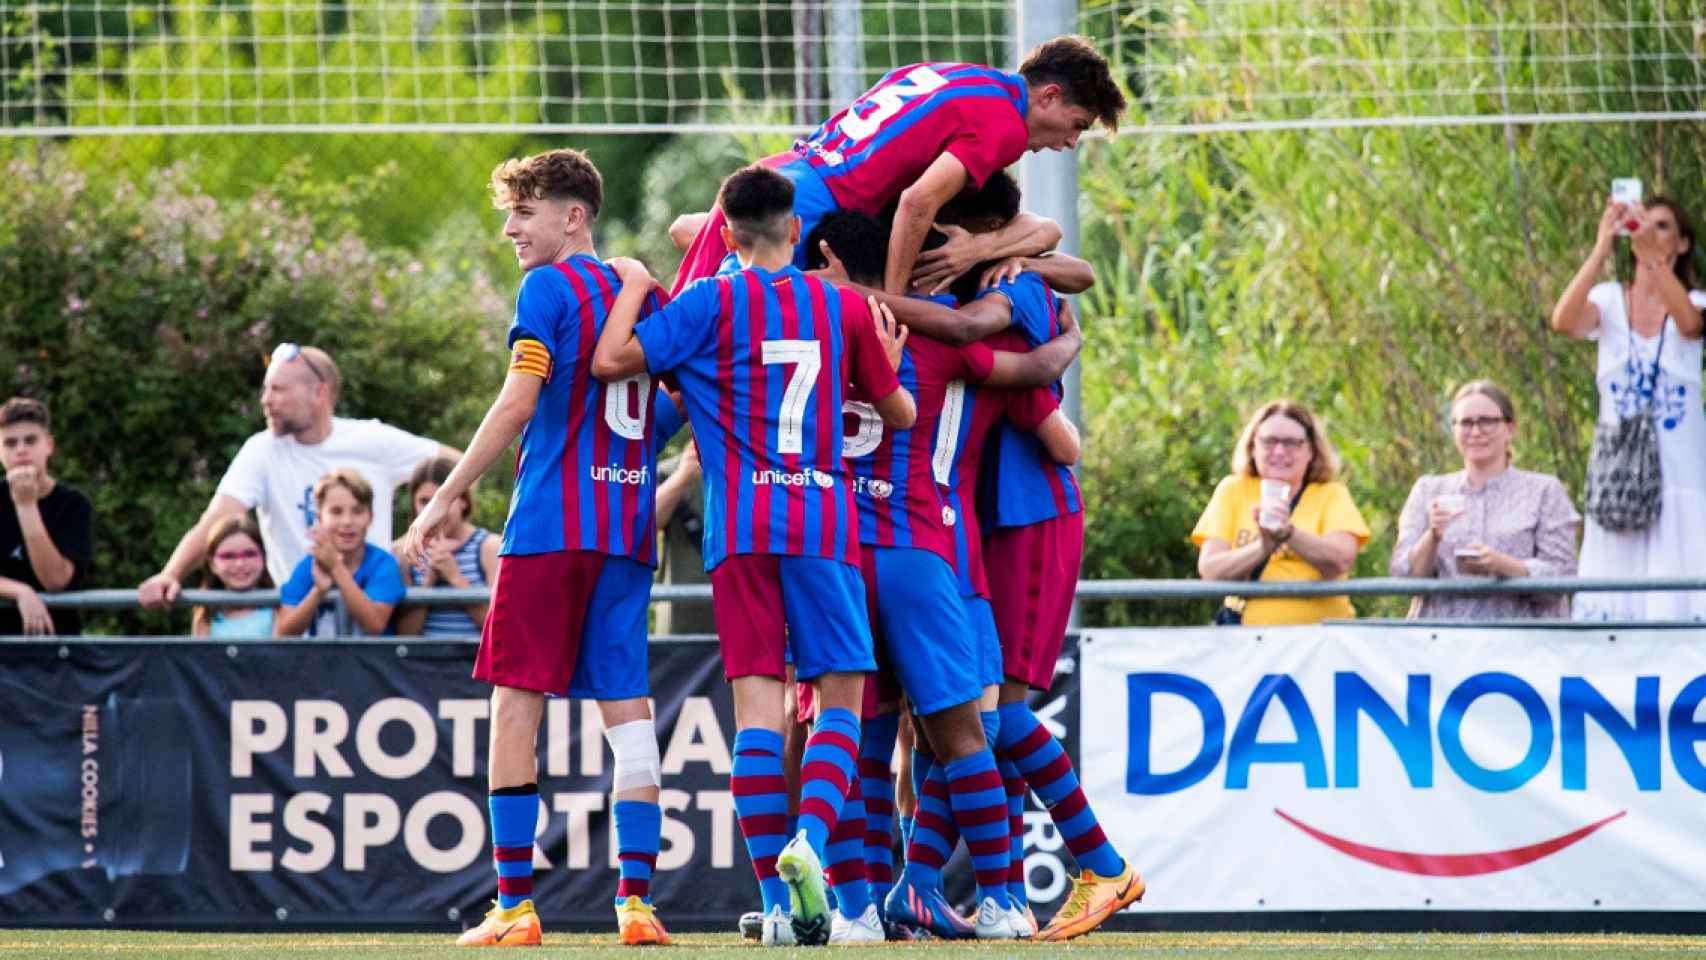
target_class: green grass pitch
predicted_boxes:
[2,931,1703,958]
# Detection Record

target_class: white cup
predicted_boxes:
[1259,479,1291,531]
[1434,494,1467,515]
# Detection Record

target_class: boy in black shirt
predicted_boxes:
[0,398,92,635]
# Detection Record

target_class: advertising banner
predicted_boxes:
[1078,625,1706,912]
[0,638,1087,927]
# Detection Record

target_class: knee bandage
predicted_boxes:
[604,719,662,791]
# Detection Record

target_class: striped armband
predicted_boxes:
[509,338,552,380]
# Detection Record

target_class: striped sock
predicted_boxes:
[797,707,860,856]
[858,712,900,909]
[825,774,872,918]
[732,727,791,912]
[900,754,954,889]
[489,787,537,909]
[898,814,916,847]
[612,799,660,906]
[996,703,1125,879]
[945,750,1012,910]
[1000,756,1029,908]
[980,710,1001,750]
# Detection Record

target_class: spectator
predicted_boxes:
[1550,195,1706,621]
[274,469,405,637]
[651,388,713,635]
[1390,381,1580,619]
[1193,400,1369,625]
[137,344,456,608]
[190,514,276,638]
[0,398,92,636]
[391,457,498,637]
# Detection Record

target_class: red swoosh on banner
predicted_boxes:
[1273,808,1626,877]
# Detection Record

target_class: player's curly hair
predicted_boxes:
[718,164,795,249]
[1018,35,1127,132]
[489,148,603,217]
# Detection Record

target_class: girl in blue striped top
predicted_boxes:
[392,457,499,637]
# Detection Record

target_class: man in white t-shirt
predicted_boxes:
[138,344,460,603]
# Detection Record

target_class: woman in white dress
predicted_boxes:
[1550,195,1706,621]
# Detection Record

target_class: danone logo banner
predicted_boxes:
[1078,625,1706,912]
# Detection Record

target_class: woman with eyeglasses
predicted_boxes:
[190,513,276,638]
[1193,400,1370,625]
[1390,381,1580,619]
[1550,194,1706,621]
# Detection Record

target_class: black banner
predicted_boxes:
[0,638,1083,929]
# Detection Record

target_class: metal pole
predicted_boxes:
[793,1,823,127]
[1016,0,1081,624]
[826,0,865,107]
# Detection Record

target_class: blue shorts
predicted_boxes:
[865,546,981,716]
[964,595,1004,689]
[476,550,651,700]
[709,554,876,682]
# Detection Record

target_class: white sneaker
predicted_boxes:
[974,896,1022,939]
[761,905,797,946]
[829,902,885,944]
[1007,904,1035,938]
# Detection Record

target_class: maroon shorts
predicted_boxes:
[709,554,876,683]
[985,513,1084,691]
[473,550,651,698]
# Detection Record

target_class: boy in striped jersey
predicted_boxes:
[401,148,672,948]
[670,35,1126,296]
[806,211,1083,940]
[590,164,916,946]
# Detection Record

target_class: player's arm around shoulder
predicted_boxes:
[590,257,660,382]
[980,302,1082,388]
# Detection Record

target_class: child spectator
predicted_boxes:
[190,514,276,638]
[392,457,498,637]
[275,469,404,637]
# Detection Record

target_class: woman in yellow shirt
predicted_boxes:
[1192,400,1370,625]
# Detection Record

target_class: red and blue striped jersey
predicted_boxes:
[976,273,1083,529]
[503,255,665,564]
[635,265,901,571]
[845,333,995,564]
[933,329,1060,597]
[793,63,1030,215]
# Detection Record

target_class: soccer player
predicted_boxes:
[670,35,1126,295]
[400,148,672,948]
[807,211,1083,940]
[973,269,1144,943]
[589,164,916,946]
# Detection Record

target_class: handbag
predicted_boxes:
[1582,288,1665,533]
[1213,484,1307,625]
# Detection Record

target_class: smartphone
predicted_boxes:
[1612,177,1643,235]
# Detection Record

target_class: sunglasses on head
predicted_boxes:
[267,342,327,384]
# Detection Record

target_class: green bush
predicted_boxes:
[0,146,515,632]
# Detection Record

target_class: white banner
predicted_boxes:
[1078,624,1706,911]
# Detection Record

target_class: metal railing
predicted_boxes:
[3,576,1705,636]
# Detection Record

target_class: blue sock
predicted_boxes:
[612,799,661,906]
[900,756,952,890]
[797,708,860,856]
[981,709,1001,750]
[732,728,791,912]
[858,711,900,910]
[1000,756,1028,907]
[489,788,537,909]
[944,751,1012,910]
[996,702,1125,879]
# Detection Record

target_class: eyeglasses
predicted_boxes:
[268,342,327,384]
[1255,436,1309,451]
[214,549,263,561]
[1452,416,1509,433]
